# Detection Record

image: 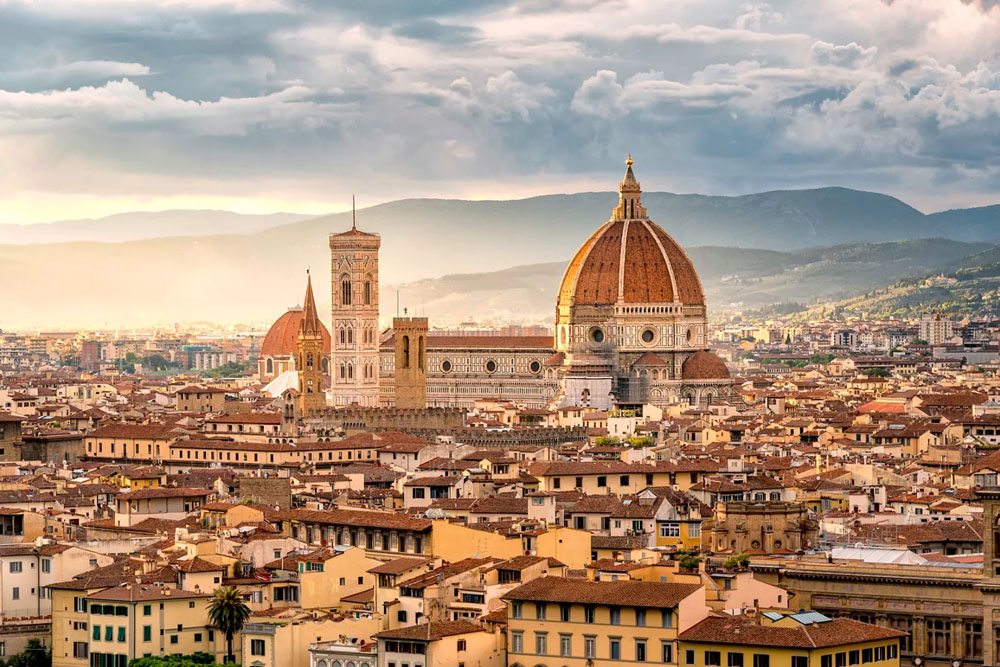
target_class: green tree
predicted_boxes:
[6,640,51,667]
[128,653,219,667]
[208,587,252,663]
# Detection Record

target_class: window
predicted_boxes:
[610,607,620,625]
[822,655,832,667]
[12,588,19,600]
[535,632,547,655]
[754,654,770,667]
[93,626,101,641]
[965,622,983,658]
[862,648,873,663]
[662,610,673,628]
[636,609,646,627]
[597,476,607,487]
[170,636,178,645]
[888,617,912,652]
[411,488,425,499]
[251,639,265,656]
[560,604,571,622]
[143,605,151,616]
[792,657,808,667]
[73,642,88,659]
[194,633,202,643]
[689,523,701,538]
[835,653,846,667]
[584,605,595,624]
[887,645,897,660]
[686,649,696,665]
[511,601,522,619]
[849,650,860,665]
[636,639,647,662]
[511,631,523,654]
[105,626,113,641]
[874,646,885,661]
[535,602,546,620]
[9,561,21,573]
[660,523,680,538]
[705,650,721,666]
[397,611,407,623]
[559,635,571,657]
[116,627,125,642]
[620,475,629,486]
[662,641,673,663]
[41,559,50,573]
[584,636,595,659]
[143,626,151,642]
[610,638,621,660]
[927,619,951,656]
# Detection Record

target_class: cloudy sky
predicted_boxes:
[2,0,1000,224]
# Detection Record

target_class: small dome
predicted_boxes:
[261,308,331,357]
[682,350,730,380]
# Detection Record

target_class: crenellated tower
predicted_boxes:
[329,201,381,407]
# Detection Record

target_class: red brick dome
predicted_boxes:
[260,308,331,357]
[682,350,730,380]
[557,159,704,309]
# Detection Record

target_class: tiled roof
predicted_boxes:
[374,620,485,641]
[502,576,701,608]
[679,615,905,648]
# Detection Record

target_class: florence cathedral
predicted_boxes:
[257,158,733,412]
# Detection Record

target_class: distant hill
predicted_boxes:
[0,210,310,244]
[383,239,992,324]
[2,186,1000,328]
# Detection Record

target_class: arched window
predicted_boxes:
[364,275,372,305]
[418,335,425,371]
[322,357,329,373]
[340,365,345,380]
[341,275,352,305]
[347,328,353,344]
[265,358,273,374]
[402,335,410,369]
[347,364,353,379]
[340,329,345,344]
[306,353,314,370]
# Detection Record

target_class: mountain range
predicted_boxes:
[1,187,999,329]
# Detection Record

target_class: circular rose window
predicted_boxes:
[590,327,605,344]
[529,360,541,374]
[441,360,452,373]
[485,360,497,374]
[641,329,655,344]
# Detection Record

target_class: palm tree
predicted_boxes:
[208,586,252,663]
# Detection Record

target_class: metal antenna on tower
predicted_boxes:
[352,195,356,230]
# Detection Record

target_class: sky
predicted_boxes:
[2,0,1000,224]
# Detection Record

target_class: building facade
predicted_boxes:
[329,214,381,407]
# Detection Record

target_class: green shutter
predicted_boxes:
[93,625,101,641]
[117,627,126,642]
[105,626,113,641]
[143,626,151,642]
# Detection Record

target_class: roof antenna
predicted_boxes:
[352,195,356,230]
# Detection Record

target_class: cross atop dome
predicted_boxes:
[613,153,646,220]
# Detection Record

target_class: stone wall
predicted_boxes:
[238,477,293,509]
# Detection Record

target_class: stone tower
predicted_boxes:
[329,202,381,407]
[978,487,1000,666]
[296,271,326,416]
[393,316,427,409]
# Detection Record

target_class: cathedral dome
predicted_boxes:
[557,158,704,309]
[260,308,331,357]
[682,350,730,380]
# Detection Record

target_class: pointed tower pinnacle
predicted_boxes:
[299,270,322,337]
[613,153,646,220]
[352,194,356,230]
